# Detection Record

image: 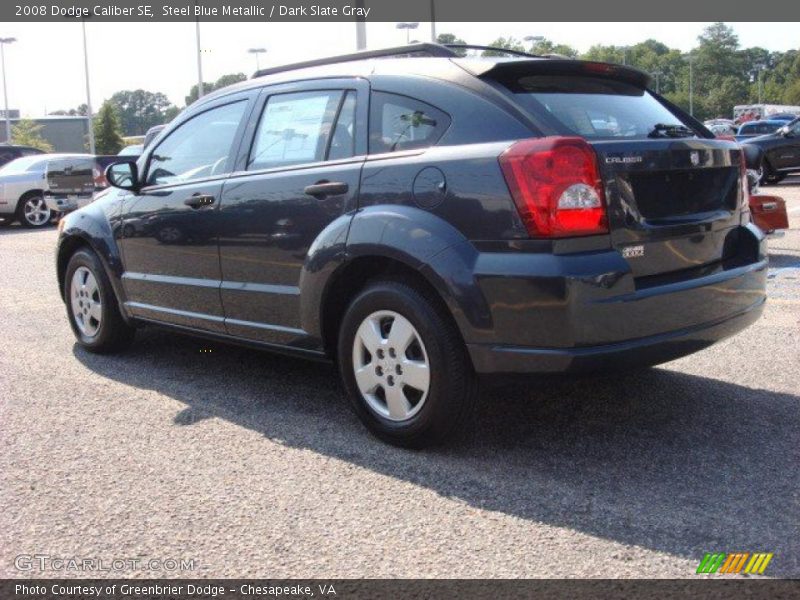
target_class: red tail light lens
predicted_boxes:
[499,137,608,238]
[93,166,107,188]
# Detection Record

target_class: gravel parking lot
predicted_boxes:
[1,180,799,579]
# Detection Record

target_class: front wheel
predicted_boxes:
[65,248,135,353]
[17,193,52,228]
[338,280,477,448]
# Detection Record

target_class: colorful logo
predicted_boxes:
[696,552,773,575]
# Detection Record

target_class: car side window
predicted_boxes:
[369,92,450,154]
[248,90,346,171]
[145,100,246,187]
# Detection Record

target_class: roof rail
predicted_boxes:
[443,44,539,58]
[252,43,457,78]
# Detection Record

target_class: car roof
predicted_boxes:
[189,44,651,112]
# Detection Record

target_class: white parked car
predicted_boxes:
[0,154,92,228]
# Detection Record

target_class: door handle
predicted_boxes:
[184,193,215,209]
[304,180,349,199]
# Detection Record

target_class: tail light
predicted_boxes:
[93,166,108,189]
[737,147,751,222]
[499,137,608,238]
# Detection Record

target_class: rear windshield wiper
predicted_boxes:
[647,123,696,138]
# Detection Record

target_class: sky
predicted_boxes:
[1,21,798,117]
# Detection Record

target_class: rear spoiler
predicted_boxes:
[455,58,652,89]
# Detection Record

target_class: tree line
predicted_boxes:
[13,23,800,153]
[471,23,800,121]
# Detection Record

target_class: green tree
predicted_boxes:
[528,38,578,58]
[109,89,175,136]
[482,37,526,57]
[93,101,124,155]
[185,73,247,105]
[436,32,467,56]
[11,119,53,152]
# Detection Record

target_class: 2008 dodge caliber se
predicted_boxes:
[57,43,767,447]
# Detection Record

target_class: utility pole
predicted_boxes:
[81,22,95,154]
[683,53,694,116]
[0,37,15,144]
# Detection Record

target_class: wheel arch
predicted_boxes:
[304,205,492,360]
[56,208,130,321]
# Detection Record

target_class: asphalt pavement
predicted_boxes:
[1,180,798,578]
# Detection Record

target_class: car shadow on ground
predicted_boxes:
[74,328,799,576]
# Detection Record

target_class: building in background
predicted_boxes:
[0,115,90,152]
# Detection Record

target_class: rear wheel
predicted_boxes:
[759,158,783,186]
[338,280,477,448]
[16,192,52,228]
[65,248,135,353]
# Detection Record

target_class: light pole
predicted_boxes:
[652,70,663,94]
[524,35,544,53]
[354,0,366,50]
[194,5,204,99]
[396,22,419,44]
[756,63,767,105]
[81,22,95,154]
[430,0,436,42]
[248,48,266,72]
[621,45,631,66]
[0,37,15,145]
[683,53,694,116]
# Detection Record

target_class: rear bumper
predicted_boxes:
[455,225,767,374]
[45,195,94,214]
[468,294,765,373]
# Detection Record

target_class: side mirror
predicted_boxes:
[105,160,139,191]
[781,126,794,137]
[741,144,763,170]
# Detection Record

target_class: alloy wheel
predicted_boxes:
[70,266,102,337]
[23,196,51,226]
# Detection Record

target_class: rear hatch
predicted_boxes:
[466,58,748,279]
[45,157,95,196]
[593,138,743,278]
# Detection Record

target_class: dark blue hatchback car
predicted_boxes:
[57,44,767,447]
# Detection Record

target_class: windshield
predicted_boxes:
[0,156,46,174]
[502,75,694,140]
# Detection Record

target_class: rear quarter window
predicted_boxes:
[369,92,450,154]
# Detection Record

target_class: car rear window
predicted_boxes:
[500,75,693,140]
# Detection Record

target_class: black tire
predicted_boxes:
[337,279,478,448]
[759,158,782,186]
[16,192,52,228]
[64,248,135,353]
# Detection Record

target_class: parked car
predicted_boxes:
[734,120,784,142]
[118,144,142,156]
[143,124,166,149]
[704,119,736,137]
[740,118,800,184]
[0,144,45,168]
[0,154,82,227]
[56,43,767,447]
[43,154,128,215]
[764,113,799,122]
